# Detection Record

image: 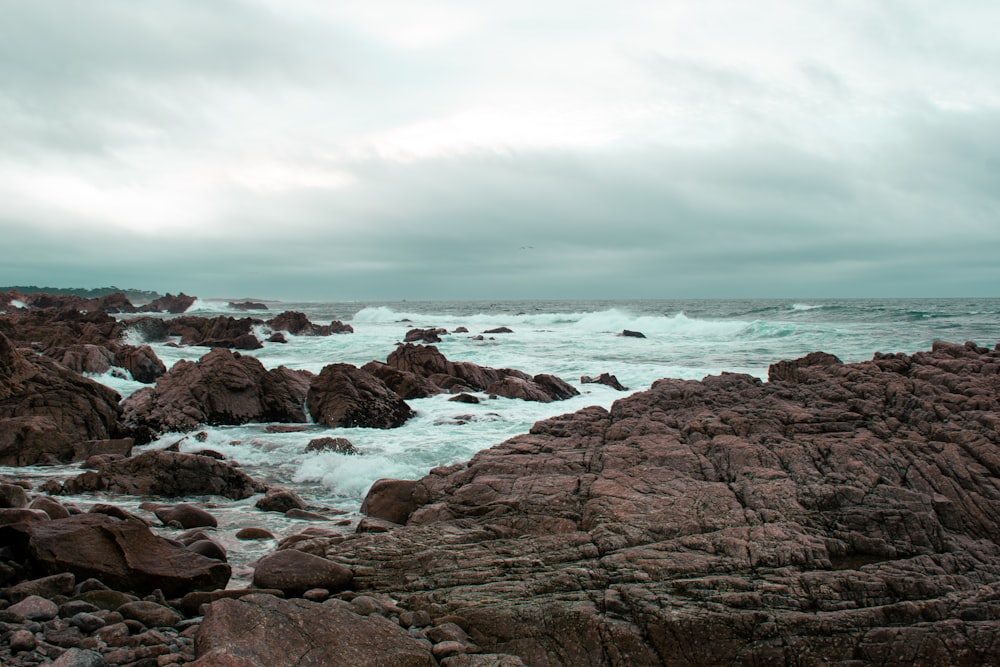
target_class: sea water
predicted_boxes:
[10,297,1000,583]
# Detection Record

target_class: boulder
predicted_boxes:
[117,600,183,629]
[121,348,313,434]
[251,550,352,596]
[153,503,219,529]
[255,487,308,513]
[306,363,413,429]
[619,329,646,338]
[360,478,422,525]
[0,482,30,508]
[2,513,230,597]
[404,327,447,343]
[50,344,114,375]
[360,360,442,399]
[483,327,513,334]
[305,436,360,455]
[60,450,265,500]
[137,292,196,314]
[267,311,353,336]
[193,594,435,666]
[228,301,269,311]
[113,344,166,383]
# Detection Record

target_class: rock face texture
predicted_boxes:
[316,341,1000,666]
[266,310,353,336]
[2,513,230,597]
[0,332,126,464]
[193,594,435,667]
[122,348,313,434]
[307,363,414,429]
[372,343,580,403]
[61,450,265,500]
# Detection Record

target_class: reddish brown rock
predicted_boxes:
[2,513,230,597]
[267,311,353,336]
[138,292,196,314]
[113,344,166,383]
[299,342,1000,666]
[360,479,422,525]
[122,348,313,434]
[580,372,629,391]
[251,550,352,596]
[153,503,219,529]
[255,487,307,513]
[193,594,435,666]
[306,363,413,429]
[305,436,360,455]
[360,360,442,399]
[404,327,448,343]
[60,450,265,500]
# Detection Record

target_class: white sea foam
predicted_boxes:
[9,299,27,309]
[791,303,823,311]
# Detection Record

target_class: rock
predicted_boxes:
[305,436,360,455]
[256,487,307,513]
[154,503,219,529]
[189,539,228,562]
[265,423,308,433]
[61,450,264,500]
[235,527,275,541]
[228,301,269,311]
[7,594,59,620]
[51,648,110,667]
[619,329,645,338]
[441,655,526,667]
[122,348,313,435]
[251,550,353,597]
[9,628,37,652]
[72,589,137,611]
[405,327,447,343]
[0,332,125,463]
[307,363,414,429]
[483,327,513,334]
[69,611,107,633]
[580,373,629,391]
[0,507,50,526]
[303,343,1000,666]
[267,311,353,336]
[70,437,134,462]
[193,594,435,666]
[487,374,580,403]
[113,344,166,383]
[0,482,30,507]
[4,572,75,602]
[51,343,115,375]
[267,332,288,344]
[5,513,230,597]
[118,600,183,629]
[360,479,422,525]
[138,293,196,314]
[361,360,443,400]
[449,393,481,404]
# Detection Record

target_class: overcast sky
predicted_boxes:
[1,1,998,300]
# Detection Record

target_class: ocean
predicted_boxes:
[10,297,1000,583]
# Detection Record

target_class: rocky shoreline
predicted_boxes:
[2,291,1000,665]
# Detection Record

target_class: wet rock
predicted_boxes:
[113,344,167,383]
[305,436,360,455]
[483,327,513,334]
[449,393,481,404]
[255,487,307,513]
[138,293,196,314]
[619,329,645,338]
[153,504,219,529]
[228,301,268,311]
[360,479,422,525]
[267,311,353,336]
[360,360,443,399]
[580,372,628,391]
[0,482,30,508]
[188,540,228,562]
[251,550,352,597]
[61,450,264,500]
[121,348,313,434]
[235,527,275,541]
[307,363,414,429]
[193,594,435,666]
[405,327,448,343]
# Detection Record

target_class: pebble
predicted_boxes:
[9,628,37,652]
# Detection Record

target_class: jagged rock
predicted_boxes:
[383,344,577,403]
[405,327,447,343]
[228,301,269,311]
[307,363,413,429]
[2,513,230,597]
[113,344,166,383]
[0,332,125,464]
[60,450,265,500]
[580,373,629,391]
[305,343,1000,666]
[193,594,435,666]
[50,344,115,375]
[305,436,360,455]
[361,360,442,399]
[122,348,313,434]
[137,292,196,314]
[125,314,262,349]
[267,311,353,336]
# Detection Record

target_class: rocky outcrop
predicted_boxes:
[307,363,414,429]
[228,301,269,311]
[113,344,167,384]
[581,373,629,391]
[193,594,435,666]
[266,311,354,336]
[383,344,579,402]
[299,341,1000,666]
[0,332,125,465]
[137,292,196,314]
[2,513,230,597]
[122,348,313,434]
[250,550,353,596]
[404,327,448,343]
[60,450,265,500]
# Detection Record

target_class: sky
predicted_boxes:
[1,1,998,300]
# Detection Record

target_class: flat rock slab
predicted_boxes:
[193,594,435,667]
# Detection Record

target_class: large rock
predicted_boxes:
[122,348,313,434]
[1,513,230,597]
[307,363,413,429]
[193,594,435,666]
[251,550,353,596]
[306,342,1000,666]
[384,344,578,402]
[266,311,353,336]
[113,344,166,383]
[137,292,196,314]
[60,450,265,499]
[124,314,262,349]
[0,332,125,464]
